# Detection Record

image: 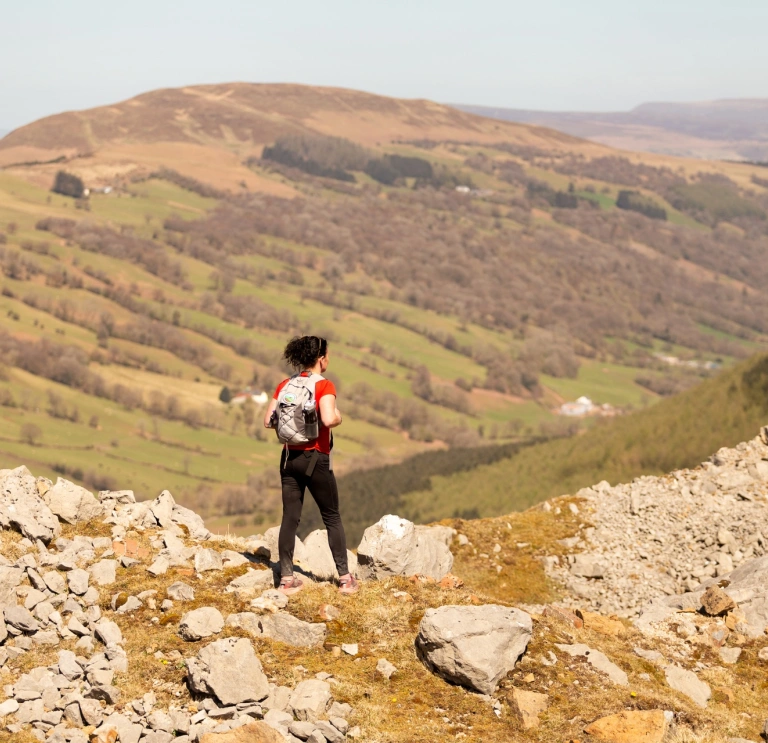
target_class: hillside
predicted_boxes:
[397,352,768,525]
[0,83,589,193]
[455,98,768,161]
[1,426,768,743]
[2,83,768,536]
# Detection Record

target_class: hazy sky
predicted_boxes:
[2,0,767,131]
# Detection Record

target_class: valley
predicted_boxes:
[1,84,768,537]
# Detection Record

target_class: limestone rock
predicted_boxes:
[171,503,211,541]
[720,647,742,664]
[89,559,117,586]
[508,688,548,730]
[555,643,629,686]
[4,604,40,632]
[638,555,768,638]
[376,658,397,680]
[225,612,263,637]
[313,721,345,743]
[149,490,176,528]
[148,556,170,576]
[357,515,453,581]
[167,581,195,601]
[0,565,24,605]
[259,613,327,647]
[416,604,532,694]
[58,649,84,681]
[0,466,61,542]
[299,529,358,580]
[187,637,270,705]
[195,548,224,573]
[44,478,104,524]
[67,568,90,595]
[102,712,143,743]
[42,570,66,594]
[0,698,19,716]
[584,710,668,743]
[701,585,736,616]
[95,620,123,646]
[263,526,307,565]
[289,679,332,721]
[225,568,275,597]
[570,554,608,578]
[179,607,225,641]
[665,665,711,707]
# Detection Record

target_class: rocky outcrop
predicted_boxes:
[415,604,532,693]
[43,478,104,524]
[0,466,61,542]
[636,554,768,638]
[544,432,768,617]
[357,515,453,581]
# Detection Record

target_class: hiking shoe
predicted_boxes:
[338,574,359,595]
[279,575,304,596]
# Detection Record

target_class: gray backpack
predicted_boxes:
[275,373,323,445]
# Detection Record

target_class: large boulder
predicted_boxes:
[0,466,60,542]
[636,554,768,638]
[263,526,307,565]
[415,604,532,694]
[357,515,453,581]
[43,478,103,524]
[298,530,358,580]
[186,637,270,705]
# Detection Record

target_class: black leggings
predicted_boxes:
[279,450,349,579]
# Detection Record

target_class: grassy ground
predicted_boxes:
[2,493,765,743]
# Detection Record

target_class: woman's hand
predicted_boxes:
[263,399,278,428]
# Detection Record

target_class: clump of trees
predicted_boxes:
[527,180,578,209]
[52,171,85,198]
[616,190,667,220]
[261,134,370,182]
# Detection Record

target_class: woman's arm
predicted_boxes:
[263,398,278,428]
[319,394,342,429]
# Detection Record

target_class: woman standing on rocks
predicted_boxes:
[264,335,358,596]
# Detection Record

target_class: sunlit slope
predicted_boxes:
[0,83,592,192]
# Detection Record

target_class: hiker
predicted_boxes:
[264,335,358,596]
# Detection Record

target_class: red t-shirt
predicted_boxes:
[273,373,336,454]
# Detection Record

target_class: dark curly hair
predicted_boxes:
[283,336,328,369]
